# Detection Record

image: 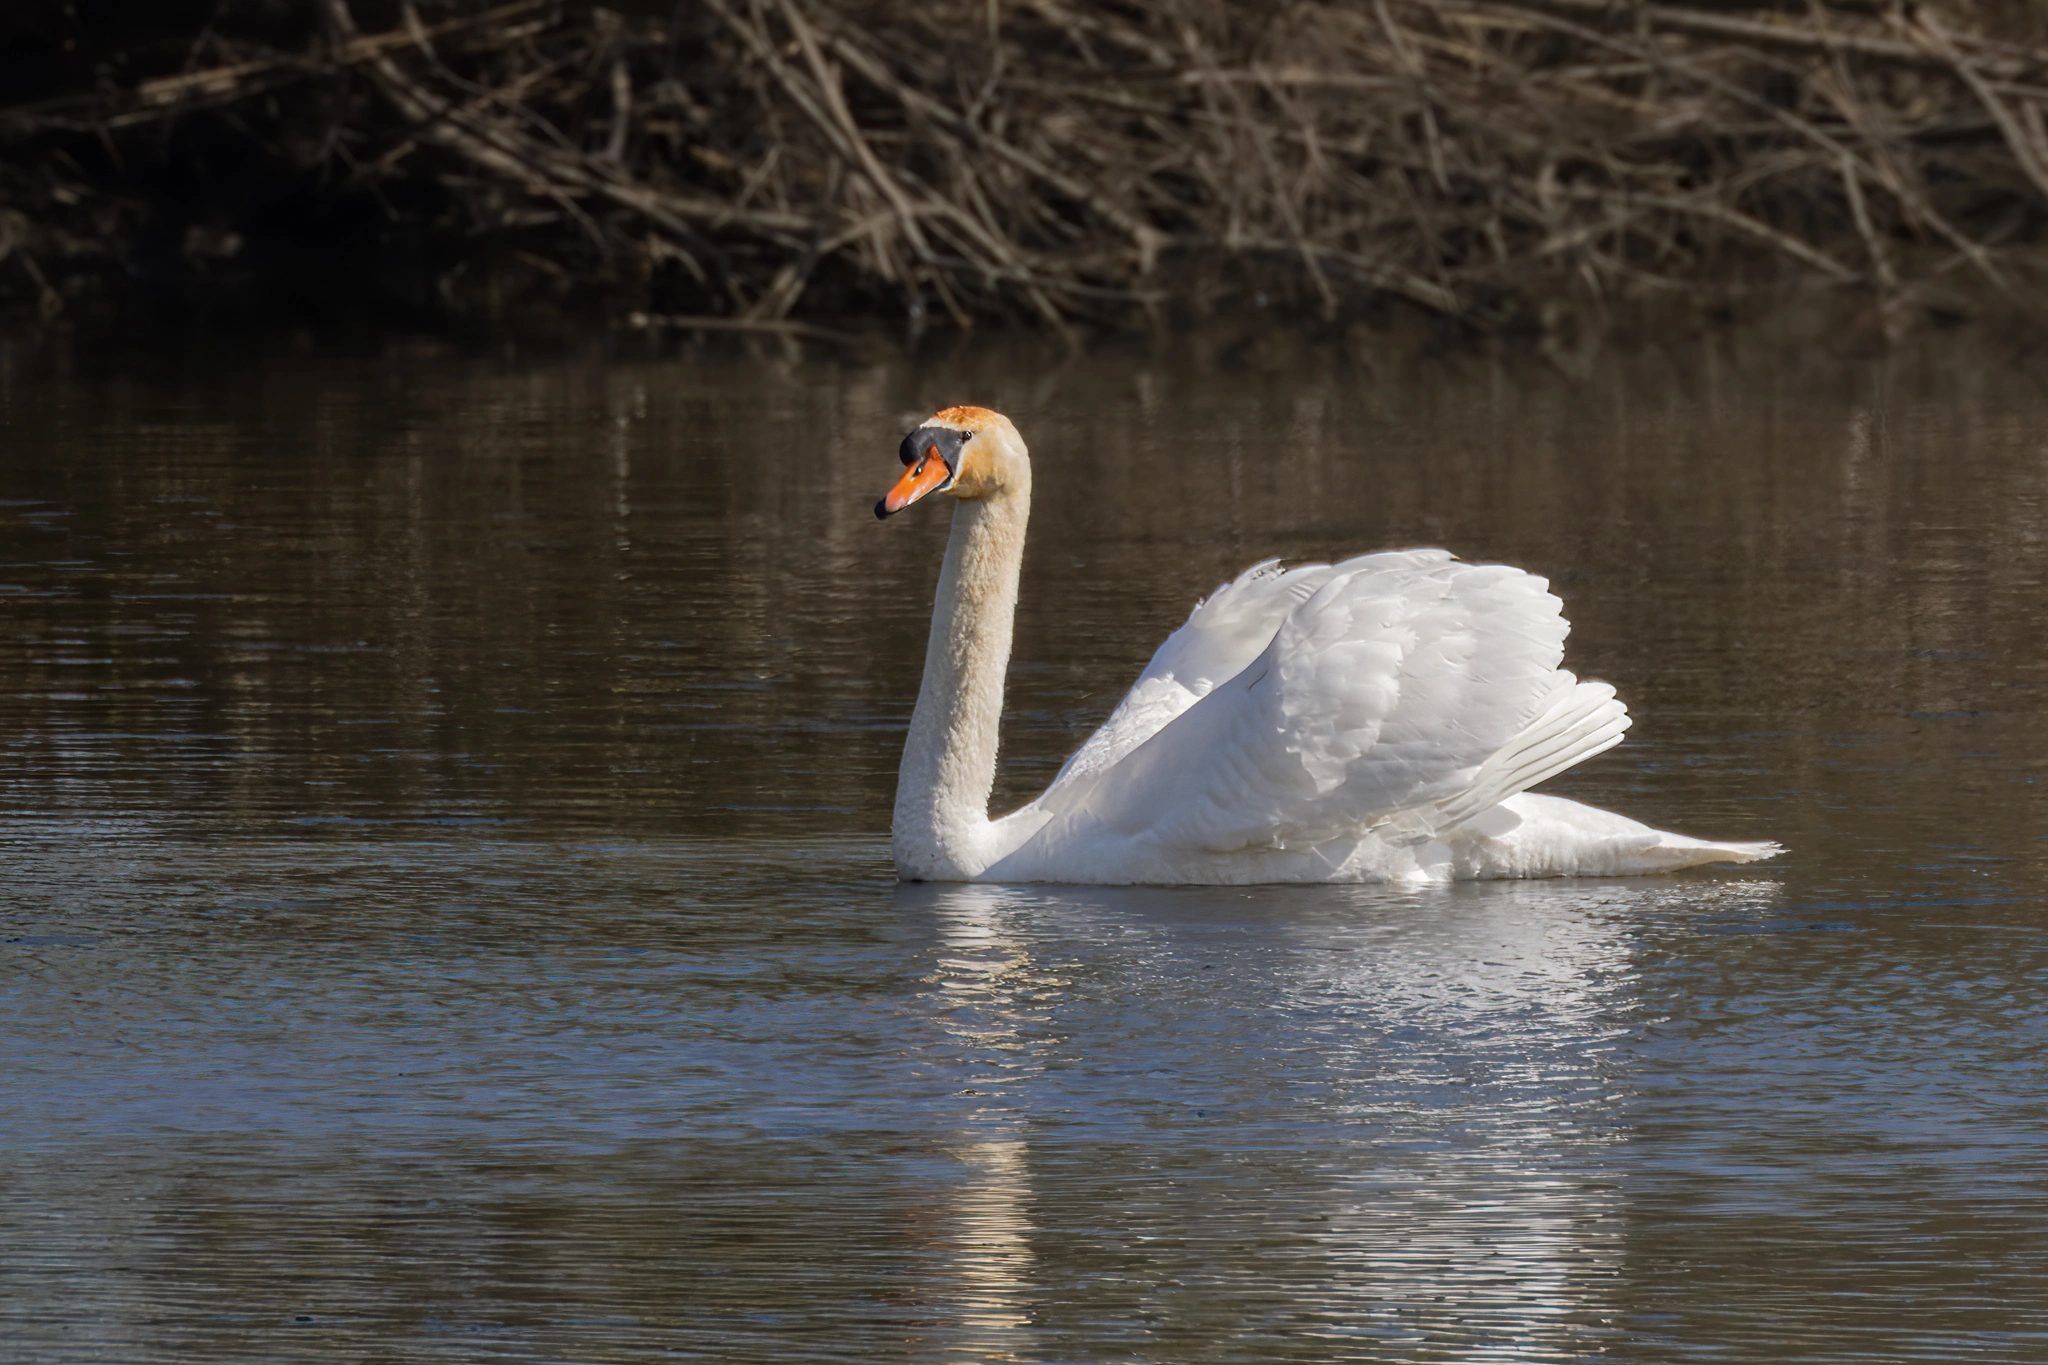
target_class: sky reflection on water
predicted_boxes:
[2,333,2047,1361]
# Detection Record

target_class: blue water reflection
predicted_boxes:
[4,335,2048,1361]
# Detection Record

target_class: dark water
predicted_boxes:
[3,330,2047,1362]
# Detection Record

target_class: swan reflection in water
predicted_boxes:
[897,875,1786,1358]
[912,883,1044,1362]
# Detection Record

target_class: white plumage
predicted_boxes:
[878,408,1781,885]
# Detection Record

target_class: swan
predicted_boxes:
[875,405,1781,885]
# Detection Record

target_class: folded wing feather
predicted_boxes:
[1045,554,1351,789]
[1033,550,1625,854]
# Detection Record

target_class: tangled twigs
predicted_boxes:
[7,0,2048,333]
[0,1,550,134]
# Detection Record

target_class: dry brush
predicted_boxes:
[6,0,2048,336]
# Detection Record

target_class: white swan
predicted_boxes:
[875,406,1781,885]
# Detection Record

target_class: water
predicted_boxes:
[2,330,2046,1362]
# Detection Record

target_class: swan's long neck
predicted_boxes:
[894,478,1030,879]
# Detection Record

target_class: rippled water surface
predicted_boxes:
[4,331,2047,1362]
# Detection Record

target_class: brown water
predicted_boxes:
[2,329,2046,1363]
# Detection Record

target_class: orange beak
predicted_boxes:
[875,449,953,518]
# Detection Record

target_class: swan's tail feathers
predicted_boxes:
[1592,833,1785,875]
[1658,836,1785,867]
[1432,678,1631,834]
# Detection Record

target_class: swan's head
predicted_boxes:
[875,406,1027,519]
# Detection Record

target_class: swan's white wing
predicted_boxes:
[1046,554,1386,789]
[1032,552,1628,855]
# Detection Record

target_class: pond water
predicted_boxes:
[2,327,2046,1363]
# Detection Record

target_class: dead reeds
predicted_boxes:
[7,0,2048,335]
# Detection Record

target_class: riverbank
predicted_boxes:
[6,1,2048,342]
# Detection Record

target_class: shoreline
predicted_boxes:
[6,1,2048,341]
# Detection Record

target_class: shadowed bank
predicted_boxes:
[6,0,2048,341]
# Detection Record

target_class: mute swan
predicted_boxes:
[875,406,1781,885]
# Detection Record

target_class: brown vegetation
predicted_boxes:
[6,1,2048,338]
